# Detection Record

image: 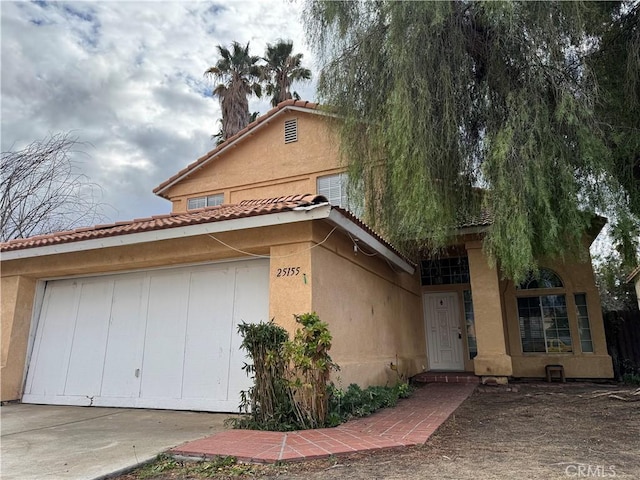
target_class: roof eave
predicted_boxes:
[326,209,415,275]
[1,205,333,261]
[1,205,413,278]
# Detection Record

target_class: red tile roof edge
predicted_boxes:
[153,100,323,197]
[0,192,419,272]
[1,193,496,268]
[0,194,325,253]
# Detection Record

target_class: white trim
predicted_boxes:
[1,206,332,260]
[2,206,415,276]
[38,257,262,283]
[326,210,415,275]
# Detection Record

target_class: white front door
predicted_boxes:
[423,292,465,371]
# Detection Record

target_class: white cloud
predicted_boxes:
[1,0,317,222]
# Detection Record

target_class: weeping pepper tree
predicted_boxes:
[304,0,640,282]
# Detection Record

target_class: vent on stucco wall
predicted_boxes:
[284,118,298,144]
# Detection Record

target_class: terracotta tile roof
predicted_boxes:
[458,209,493,228]
[153,100,322,197]
[0,194,326,253]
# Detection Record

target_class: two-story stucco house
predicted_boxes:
[0,100,613,412]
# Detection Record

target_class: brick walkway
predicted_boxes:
[170,383,476,463]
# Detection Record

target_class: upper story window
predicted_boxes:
[284,119,298,144]
[187,193,224,210]
[317,173,349,209]
[420,256,470,286]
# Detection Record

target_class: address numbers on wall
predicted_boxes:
[276,267,301,277]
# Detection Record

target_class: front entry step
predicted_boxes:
[412,372,480,384]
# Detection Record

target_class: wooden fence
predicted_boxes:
[603,309,640,379]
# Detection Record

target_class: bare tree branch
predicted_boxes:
[1,132,106,242]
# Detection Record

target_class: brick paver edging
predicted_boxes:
[170,383,476,463]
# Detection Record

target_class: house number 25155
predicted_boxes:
[276,267,300,277]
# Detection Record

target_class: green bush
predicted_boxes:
[230,320,297,431]
[622,373,640,385]
[232,314,411,431]
[328,382,412,426]
[284,312,339,429]
[232,313,338,431]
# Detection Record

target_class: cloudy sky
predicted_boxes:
[1,0,318,224]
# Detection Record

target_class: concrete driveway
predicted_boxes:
[1,403,231,480]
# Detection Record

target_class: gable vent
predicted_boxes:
[284,118,298,144]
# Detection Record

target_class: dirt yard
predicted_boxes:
[119,383,640,480]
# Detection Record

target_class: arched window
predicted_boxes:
[518,269,563,289]
[517,269,571,353]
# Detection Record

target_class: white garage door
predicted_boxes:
[22,260,269,412]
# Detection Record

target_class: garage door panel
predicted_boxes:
[140,271,190,399]
[24,281,79,397]
[24,259,269,412]
[228,263,270,400]
[63,280,114,396]
[101,276,148,398]
[182,268,235,400]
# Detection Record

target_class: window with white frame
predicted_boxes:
[317,173,349,208]
[187,193,224,210]
[574,293,594,353]
[517,269,573,354]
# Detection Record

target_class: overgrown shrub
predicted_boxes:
[231,320,297,431]
[284,312,339,429]
[232,314,411,431]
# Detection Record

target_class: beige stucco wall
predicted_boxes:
[1,276,37,401]
[466,241,513,377]
[419,240,613,380]
[0,218,426,401]
[268,241,314,333]
[0,223,311,401]
[503,252,613,379]
[164,112,344,210]
[309,223,425,388]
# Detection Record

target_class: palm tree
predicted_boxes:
[262,40,312,107]
[205,42,262,140]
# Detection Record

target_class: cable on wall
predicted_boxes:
[347,232,378,257]
[207,226,338,259]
